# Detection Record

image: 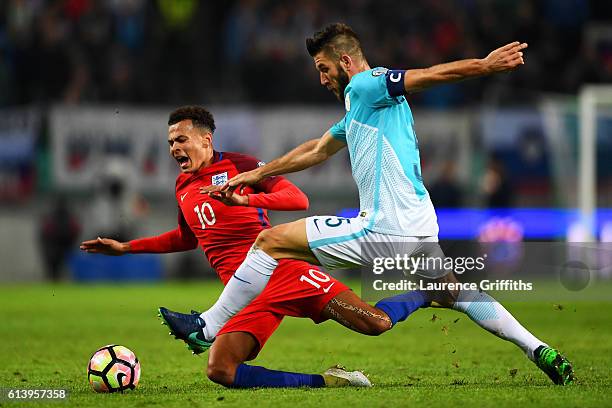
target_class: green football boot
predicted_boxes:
[534,345,575,385]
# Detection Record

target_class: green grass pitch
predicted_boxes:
[1,282,611,407]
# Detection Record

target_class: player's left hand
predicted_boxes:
[200,185,249,206]
[483,41,528,73]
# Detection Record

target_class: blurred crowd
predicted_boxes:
[1,0,611,108]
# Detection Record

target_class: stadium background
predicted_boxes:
[1,0,611,281]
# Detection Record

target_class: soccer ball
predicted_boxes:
[87,345,141,393]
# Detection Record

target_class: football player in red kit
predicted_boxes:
[81,106,426,389]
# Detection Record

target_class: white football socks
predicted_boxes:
[453,290,545,361]
[200,245,278,340]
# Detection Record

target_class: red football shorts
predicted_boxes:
[217,259,349,359]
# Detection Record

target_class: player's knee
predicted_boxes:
[255,226,286,254]
[206,361,237,387]
[254,228,273,252]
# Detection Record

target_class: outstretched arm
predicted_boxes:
[80,211,197,255]
[203,177,309,211]
[223,131,346,190]
[403,41,527,93]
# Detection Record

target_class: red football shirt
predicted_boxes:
[130,151,308,284]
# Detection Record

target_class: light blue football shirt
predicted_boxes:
[329,67,438,236]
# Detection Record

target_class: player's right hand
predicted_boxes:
[222,169,263,193]
[80,237,129,256]
[199,186,249,207]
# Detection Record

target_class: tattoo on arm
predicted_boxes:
[324,304,358,331]
[325,298,392,333]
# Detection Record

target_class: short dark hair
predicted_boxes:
[168,105,216,133]
[306,23,363,60]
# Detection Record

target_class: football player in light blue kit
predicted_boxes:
[195,23,573,385]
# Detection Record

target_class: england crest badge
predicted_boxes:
[212,172,228,186]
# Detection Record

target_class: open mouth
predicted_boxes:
[175,155,190,170]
